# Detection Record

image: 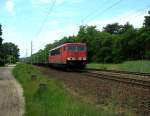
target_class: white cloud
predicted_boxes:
[2,26,29,57]
[50,10,78,18]
[48,20,60,27]
[39,0,53,4]
[5,0,15,14]
[87,10,148,30]
[32,0,84,6]
[32,23,79,53]
[70,0,84,4]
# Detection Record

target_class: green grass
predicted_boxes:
[87,60,150,73]
[86,63,119,70]
[13,63,124,116]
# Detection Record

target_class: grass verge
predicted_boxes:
[13,63,122,116]
[87,60,150,73]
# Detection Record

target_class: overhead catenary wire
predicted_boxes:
[33,0,122,53]
[35,0,56,39]
[32,0,56,54]
[117,4,150,22]
[81,0,109,25]
[81,0,149,29]
[82,0,123,25]
[33,42,46,53]
[100,7,149,30]
[101,5,150,26]
[32,0,149,56]
[134,10,148,18]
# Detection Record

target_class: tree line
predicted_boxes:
[0,25,19,66]
[28,11,150,64]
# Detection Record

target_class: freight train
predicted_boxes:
[25,43,87,69]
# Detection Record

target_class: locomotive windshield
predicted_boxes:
[68,45,86,51]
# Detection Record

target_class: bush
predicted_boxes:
[145,51,150,60]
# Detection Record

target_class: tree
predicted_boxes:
[77,25,99,62]
[0,24,4,65]
[0,24,2,47]
[120,22,133,34]
[0,25,2,45]
[53,36,76,47]
[3,42,19,63]
[103,23,122,34]
[143,11,150,27]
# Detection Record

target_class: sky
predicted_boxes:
[0,0,150,57]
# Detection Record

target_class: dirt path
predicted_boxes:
[0,65,25,116]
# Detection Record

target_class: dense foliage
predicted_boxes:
[3,42,20,63]
[26,11,150,64]
[0,24,4,65]
[0,24,19,65]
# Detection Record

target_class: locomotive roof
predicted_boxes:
[49,42,86,52]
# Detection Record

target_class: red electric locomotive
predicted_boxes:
[48,43,87,69]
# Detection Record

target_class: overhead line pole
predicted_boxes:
[31,41,33,64]
[26,48,28,62]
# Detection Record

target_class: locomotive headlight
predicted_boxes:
[67,57,71,60]
[78,57,82,60]
[67,57,75,60]
[83,57,86,60]
[78,57,86,60]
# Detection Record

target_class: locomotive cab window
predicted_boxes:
[68,45,77,51]
[50,48,60,56]
[78,45,86,51]
[68,45,86,51]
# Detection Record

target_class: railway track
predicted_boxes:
[83,69,150,87]
[86,68,150,76]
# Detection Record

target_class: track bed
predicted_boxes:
[36,66,150,115]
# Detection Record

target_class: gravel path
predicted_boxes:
[0,65,25,116]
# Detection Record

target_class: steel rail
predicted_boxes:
[86,68,150,76]
[83,71,150,88]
